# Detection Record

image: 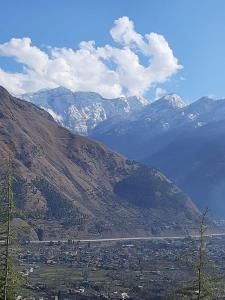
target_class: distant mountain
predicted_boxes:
[0,86,201,239]
[93,94,225,159]
[22,87,148,135]
[21,88,225,218]
[146,120,225,219]
[92,94,190,160]
[93,94,225,218]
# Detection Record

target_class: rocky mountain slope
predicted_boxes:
[22,87,148,135]
[0,86,200,240]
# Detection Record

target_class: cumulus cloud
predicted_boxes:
[155,87,167,100]
[0,16,182,98]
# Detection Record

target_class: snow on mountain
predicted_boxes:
[137,93,187,121]
[91,93,225,161]
[22,87,149,135]
[103,93,225,137]
[184,96,225,124]
[153,93,187,108]
[22,87,225,143]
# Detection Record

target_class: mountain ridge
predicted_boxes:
[22,87,149,135]
[20,87,225,218]
[91,93,225,218]
[0,86,201,239]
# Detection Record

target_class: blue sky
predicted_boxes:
[0,0,225,102]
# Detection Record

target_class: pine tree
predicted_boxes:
[166,208,225,299]
[0,155,20,300]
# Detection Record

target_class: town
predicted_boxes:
[16,235,225,299]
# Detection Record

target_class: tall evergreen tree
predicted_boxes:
[166,208,225,299]
[0,155,20,300]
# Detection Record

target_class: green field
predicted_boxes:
[20,263,111,297]
[31,264,108,285]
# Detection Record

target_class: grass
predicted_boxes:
[29,264,108,287]
[20,264,110,298]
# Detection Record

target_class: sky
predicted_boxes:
[0,0,225,102]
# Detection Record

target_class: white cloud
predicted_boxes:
[0,16,182,98]
[110,16,144,49]
[155,87,167,100]
[41,107,62,122]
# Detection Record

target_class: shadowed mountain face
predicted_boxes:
[0,86,200,239]
[146,120,225,219]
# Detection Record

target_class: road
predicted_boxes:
[29,232,225,244]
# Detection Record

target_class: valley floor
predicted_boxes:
[17,235,225,299]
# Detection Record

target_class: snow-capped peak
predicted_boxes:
[127,95,149,106]
[157,93,187,108]
[21,88,148,135]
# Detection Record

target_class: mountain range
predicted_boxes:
[22,88,225,218]
[93,94,225,218]
[0,86,201,240]
[22,87,148,136]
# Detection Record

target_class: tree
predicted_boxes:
[0,155,20,300]
[166,208,225,299]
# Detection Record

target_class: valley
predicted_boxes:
[0,86,201,240]
[1,86,225,299]
[17,235,225,299]
[1,3,225,299]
